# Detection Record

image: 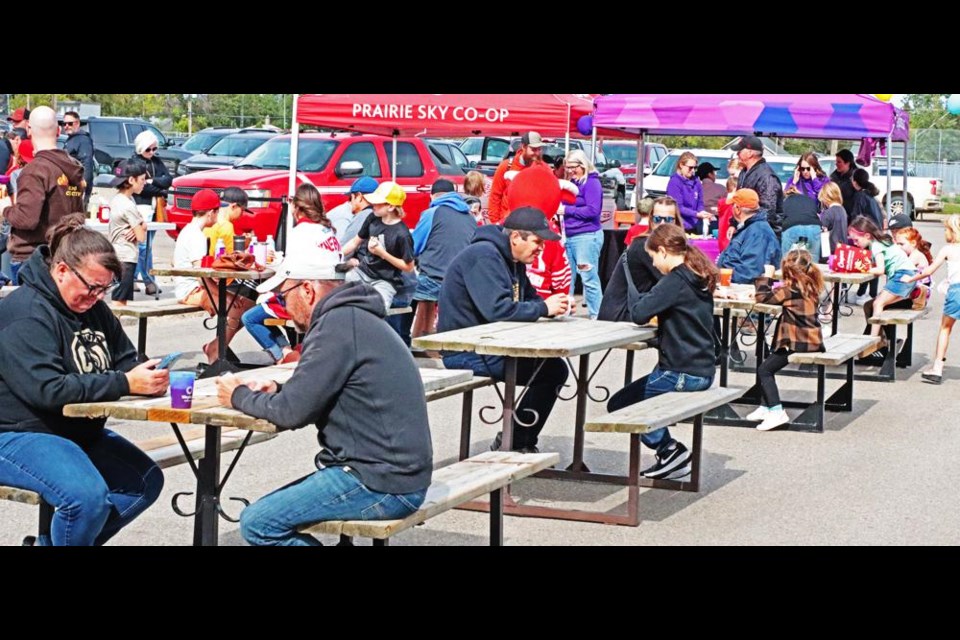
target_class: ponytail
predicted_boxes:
[645,224,719,290]
[48,214,122,279]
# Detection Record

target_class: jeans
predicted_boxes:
[239,466,427,546]
[565,230,604,319]
[0,429,164,546]
[386,273,417,346]
[758,349,791,407]
[781,224,821,261]
[607,367,714,450]
[136,231,157,287]
[242,305,290,361]
[441,351,568,449]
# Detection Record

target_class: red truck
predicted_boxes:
[165,133,467,239]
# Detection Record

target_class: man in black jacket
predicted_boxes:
[437,207,570,453]
[62,111,95,209]
[735,136,784,236]
[216,252,433,546]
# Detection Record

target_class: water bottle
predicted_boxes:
[265,235,275,253]
[253,241,267,267]
[214,238,226,259]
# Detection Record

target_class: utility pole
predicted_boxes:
[184,94,198,135]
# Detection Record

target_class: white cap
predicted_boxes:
[256,252,343,293]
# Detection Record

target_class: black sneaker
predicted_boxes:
[641,441,691,479]
[856,349,887,366]
[21,535,36,546]
[144,282,159,296]
[517,445,540,454]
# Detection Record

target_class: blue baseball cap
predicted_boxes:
[349,177,379,195]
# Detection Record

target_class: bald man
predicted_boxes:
[0,106,86,284]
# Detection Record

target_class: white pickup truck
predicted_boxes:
[820,159,943,220]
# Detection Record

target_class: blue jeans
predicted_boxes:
[607,367,714,450]
[442,351,568,449]
[0,429,164,546]
[239,466,427,546]
[242,305,290,361]
[386,273,418,346]
[565,230,604,319]
[781,224,821,260]
[136,231,156,286]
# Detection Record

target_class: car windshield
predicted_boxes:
[459,138,482,155]
[237,138,338,171]
[604,144,638,166]
[653,154,733,179]
[182,132,223,153]
[766,161,801,184]
[207,135,272,157]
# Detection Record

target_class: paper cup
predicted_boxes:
[719,268,733,287]
[170,371,196,409]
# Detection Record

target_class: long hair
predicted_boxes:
[894,227,934,263]
[291,183,330,228]
[645,223,719,290]
[852,168,880,197]
[945,214,960,244]
[848,216,892,245]
[464,171,486,197]
[780,249,823,301]
[797,152,827,178]
[818,181,843,208]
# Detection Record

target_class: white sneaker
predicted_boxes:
[745,406,769,422]
[853,293,872,305]
[757,409,790,431]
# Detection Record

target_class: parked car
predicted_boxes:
[601,140,668,194]
[177,129,278,176]
[166,133,468,240]
[175,127,240,156]
[630,148,735,208]
[818,158,942,219]
[426,139,472,175]
[82,116,193,175]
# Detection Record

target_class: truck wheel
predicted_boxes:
[888,194,914,219]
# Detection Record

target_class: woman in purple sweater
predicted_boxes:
[785,152,830,206]
[666,151,707,231]
[561,149,604,319]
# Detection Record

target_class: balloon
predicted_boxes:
[875,94,893,102]
[576,115,594,136]
[948,94,960,116]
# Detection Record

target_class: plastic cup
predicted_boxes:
[170,371,196,409]
[200,255,214,268]
[719,268,733,287]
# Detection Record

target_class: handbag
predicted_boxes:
[211,251,262,271]
[832,245,872,273]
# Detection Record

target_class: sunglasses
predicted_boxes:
[65,262,118,297]
[145,146,158,153]
[652,215,676,224]
[63,120,79,127]
[799,166,812,172]
[683,164,697,170]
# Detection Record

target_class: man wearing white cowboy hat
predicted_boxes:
[216,249,433,546]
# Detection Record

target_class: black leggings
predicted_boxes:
[758,349,792,407]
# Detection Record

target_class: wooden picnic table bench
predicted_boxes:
[111,302,204,360]
[0,426,276,546]
[584,386,746,526]
[866,308,927,381]
[299,451,558,546]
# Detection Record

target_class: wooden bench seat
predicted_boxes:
[584,386,746,526]
[112,302,204,360]
[866,308,927,379]
[298,451,558,546]
[1,427,276,545]
[425,376,496,461]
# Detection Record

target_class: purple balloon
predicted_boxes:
[577,115,594,136]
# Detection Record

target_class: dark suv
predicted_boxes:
[83,116,193,175]
[175,127,239,156]
[177,129,278,176]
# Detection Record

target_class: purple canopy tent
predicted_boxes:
[593,94,911,218]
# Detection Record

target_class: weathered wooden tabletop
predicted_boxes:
[150,267,274,280]
[412,318,657,358]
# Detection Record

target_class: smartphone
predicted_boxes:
[156,352,184,370]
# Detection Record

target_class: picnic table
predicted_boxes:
[150,266,273,377]
[63,364,474,546]
[87,221,176,300]
[810,265,876,336]
[413,318,656,524]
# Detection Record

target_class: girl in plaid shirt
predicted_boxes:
[748,249,825,431]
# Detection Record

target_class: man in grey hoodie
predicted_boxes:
[216,251,433,546]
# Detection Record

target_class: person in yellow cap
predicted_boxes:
[716,188,781,285]
[340,181,415,311]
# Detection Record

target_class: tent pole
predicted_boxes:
[283,93,301,253]
[566,103,571,155]
[392,131,398,179]
[886,137,892,222]
[902,138,909,219]
[590,124,597,164]
[636,132,646,207]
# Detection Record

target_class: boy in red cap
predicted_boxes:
[174,189,220,306]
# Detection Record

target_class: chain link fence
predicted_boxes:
[910,129,960,196]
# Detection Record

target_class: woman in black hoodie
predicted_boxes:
[607,223,719,481]
[0,216,168,545]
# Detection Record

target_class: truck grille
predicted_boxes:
[173,187,201,210]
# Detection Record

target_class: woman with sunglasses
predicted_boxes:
[0,215,168,545]
[598,197,683,321]
[561,149,604,319]
[666,151,710,232]
[785,153,829,204]
[130,131,172,297]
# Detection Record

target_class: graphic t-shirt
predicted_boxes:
[356,216,414,284]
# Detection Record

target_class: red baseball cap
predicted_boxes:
[6,107,30,124]
[191,189,222,212]
[18,139,34,163]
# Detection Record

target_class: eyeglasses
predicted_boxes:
[799,166,812,172]
[566,163,582,170]
[652,215,676,224]
[145,146,158,153]
[65,262,118,297]
[275,281,305,305]
[63,120,78,127]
